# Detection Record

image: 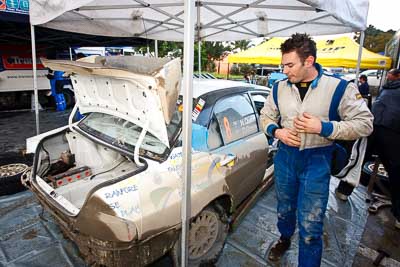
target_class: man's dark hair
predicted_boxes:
[388,68,400,77]
[280,33,317,63]
[359,74,368,82]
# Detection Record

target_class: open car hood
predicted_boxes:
[42,56,181,147]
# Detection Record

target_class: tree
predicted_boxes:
[135,40,231,73]
[157,41,183,58]
[136,40,183,58]
[202,41,228,72]
[194,42,208,72]
[355,25,395,53]
[231,40,252,52]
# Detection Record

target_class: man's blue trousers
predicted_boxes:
[273,143,334,267]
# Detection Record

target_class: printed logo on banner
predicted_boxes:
[0,0,6,10]
[1,55,46,70]
[18,0,29,11]
[6,0,18,9]
[0,0,29,13]
[378,60,386,66]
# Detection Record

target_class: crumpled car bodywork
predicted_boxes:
[25,56,273,266]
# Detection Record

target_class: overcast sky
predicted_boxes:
[367,0,400,31]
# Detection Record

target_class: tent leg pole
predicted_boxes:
[69,47,73,60]
[30,24,40,135]
[181,0,195,266]
[155,40,158,58]
[198,41,201,77]
[355,31,365,84]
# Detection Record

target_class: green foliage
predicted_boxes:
[229,63,255,76]
[136,40,183,58]
[136,40,231,72]
[202,42,228,72]
[231,40,252,51]
[194,42,208,72]
[230,64,240,75]
[355,25,396,53]
[238,64,255,75]
[210,72,243,79]
[158,41,183,58]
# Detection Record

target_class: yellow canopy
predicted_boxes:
[228,38,285,66]
[228,36,392,69]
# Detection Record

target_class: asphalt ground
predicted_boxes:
[0,108,70,166]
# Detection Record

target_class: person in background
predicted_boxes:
[250,70,256,84]
[358,74,371,109]
[46,69,67,111]
[260,33,373,267]
[386,68,400,82]
[358,74,369,96]
[370,68,400,229]
[244,74,250,83]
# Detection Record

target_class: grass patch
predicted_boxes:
[210,72,244,80]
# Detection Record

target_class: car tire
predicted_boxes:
[360,161,390,191]
[0,163,29,196]
[171,204,229,267]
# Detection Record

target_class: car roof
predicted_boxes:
[361,69,378,74]
[184,79,269,98]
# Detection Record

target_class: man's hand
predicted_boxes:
[294,112,322,134]
[275,128,301,147]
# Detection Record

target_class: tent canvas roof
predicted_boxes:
[30,0,369,42]
[228,36,392,69]
[317,36,391,69]
[228,37,285,65]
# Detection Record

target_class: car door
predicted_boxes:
[365,70,381,87]
[207,92,268,206]
[249,91,275,169]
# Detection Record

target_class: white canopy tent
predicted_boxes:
[29,1,369,265]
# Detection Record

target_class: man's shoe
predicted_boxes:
[267,238,291,262]
[335,187,348,201]
[335,181,355,201]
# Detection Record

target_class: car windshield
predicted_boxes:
[78,110,182,159]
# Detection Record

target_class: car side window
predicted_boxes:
[212,94,258,145]
[250,93,268,115]
[207,116,223,150]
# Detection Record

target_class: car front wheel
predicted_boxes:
[172,204,229,266]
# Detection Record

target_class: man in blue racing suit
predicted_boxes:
[260,33,373,267]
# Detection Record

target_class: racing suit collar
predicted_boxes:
[287,63,323,89]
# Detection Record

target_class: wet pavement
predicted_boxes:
[0,109,399,266]
[353,206,400,266]
[0,109,70,166]
[0,178,368,267]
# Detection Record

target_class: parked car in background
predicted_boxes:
[344,69,383,89]
[24,56,274,266]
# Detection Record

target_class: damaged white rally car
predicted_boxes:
[24,56,274,266]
